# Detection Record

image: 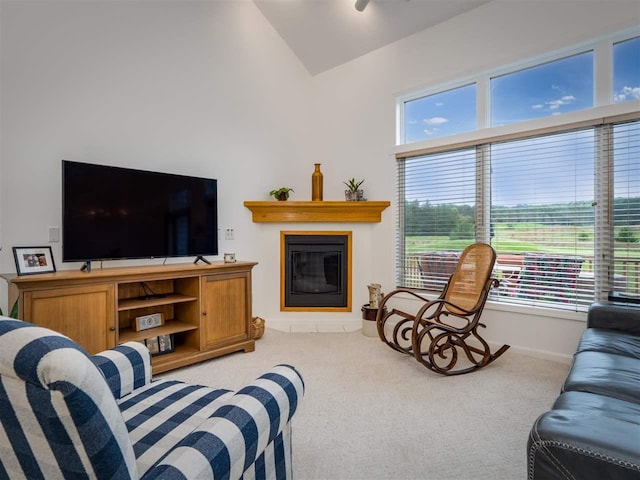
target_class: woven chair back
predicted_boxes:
[444,243,496,315]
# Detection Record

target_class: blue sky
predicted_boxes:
[403,37,639,208]
[404,37,640,143]
[491,52,593,127]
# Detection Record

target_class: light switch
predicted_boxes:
[49,226,60,243]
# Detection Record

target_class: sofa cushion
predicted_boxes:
[563,351,640,403]
[118,379,234,476]
[576,328,640,359]
[552,391,640,426]
[529,408,640,479]
[588,301,640,335]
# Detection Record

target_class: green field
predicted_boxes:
[405,222,640,259]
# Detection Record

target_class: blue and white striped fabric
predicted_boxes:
[93,342,152,399]
[0,317,137,479]
[0,317,305,480]
[142,365,305,479]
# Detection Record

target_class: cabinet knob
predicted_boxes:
[109,326,116,331]
[202,311,207,316]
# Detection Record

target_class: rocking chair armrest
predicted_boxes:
[415,299,475,333]
[380,288,435,305]
[416,298,474,317]
[377,288,439,319]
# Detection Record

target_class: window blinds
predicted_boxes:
[396,116,639,312]
[490,128,595,309]
[612,120,640,299]
[398,148,476,290]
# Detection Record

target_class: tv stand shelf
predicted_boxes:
[2,261,257,374]
[119,320,198,343]
[118,293,198,311]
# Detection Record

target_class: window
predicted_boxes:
[400,149,476,289]
[490,129,595,308]
[491,52,594,126]
[397,118,638,312]
[403,84,476,143]
[395,31,639,312]
[613,121,640,297]
[613,37,640,104]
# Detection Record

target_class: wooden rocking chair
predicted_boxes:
[376,243,510,375]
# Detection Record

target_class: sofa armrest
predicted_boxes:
[141,364,305,480]
[92,341,152,399]
[587,301,640,336]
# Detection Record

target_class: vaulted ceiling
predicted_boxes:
[253,0,491,75]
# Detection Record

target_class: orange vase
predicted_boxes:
[312,163,323,201]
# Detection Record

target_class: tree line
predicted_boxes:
[404,197,640,241]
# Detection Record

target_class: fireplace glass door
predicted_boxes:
[284,234,348,308]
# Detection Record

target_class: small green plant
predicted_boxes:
[269,187,294,201]
[0,299,19,319]
[343,178,364,192]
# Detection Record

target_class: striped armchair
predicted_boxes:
[0,317,304,479]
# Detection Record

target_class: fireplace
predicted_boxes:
[281,231,352,311]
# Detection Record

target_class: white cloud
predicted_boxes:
[614,86,640,102]
[423,128,439,136]
[548,95,575,109]
[424,117,448,126]
[531,95,576,111]
[435,102,444,107]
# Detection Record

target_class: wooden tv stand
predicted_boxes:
[2,261,257,374]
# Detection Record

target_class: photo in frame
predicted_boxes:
[144,334,174,357]
[144,337,160,355]
[158,334,174,354]
[13,246,56,276]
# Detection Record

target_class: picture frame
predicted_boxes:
[144,334,174,357]
[144,337,160,355]
[13,246,56,276]
[158,334,174,354]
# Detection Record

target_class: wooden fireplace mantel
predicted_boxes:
[243,201,390,223]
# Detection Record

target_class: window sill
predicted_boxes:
[485,299,587,323]
[391,289,588,323]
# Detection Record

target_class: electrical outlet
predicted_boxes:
[225,228,235,240]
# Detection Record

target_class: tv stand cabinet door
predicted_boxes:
[23,284,116,354]
[201,271,251,349]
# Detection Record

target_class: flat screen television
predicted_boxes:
[62,160,218,263]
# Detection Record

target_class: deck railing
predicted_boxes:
[402,253,640,296]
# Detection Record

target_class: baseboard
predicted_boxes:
[496,343,573,365]
[266,318,362,333]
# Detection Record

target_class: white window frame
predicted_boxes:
[393,27,640,314]
[396,27,640,147]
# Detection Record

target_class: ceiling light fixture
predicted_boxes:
[355,0,369,12]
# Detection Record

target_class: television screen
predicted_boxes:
[62,160,218,262]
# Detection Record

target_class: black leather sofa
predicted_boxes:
[528,301,640,479]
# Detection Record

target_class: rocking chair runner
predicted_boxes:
[376,243,510,375]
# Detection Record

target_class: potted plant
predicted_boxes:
[343,178,364,201]
[269,187,294,201]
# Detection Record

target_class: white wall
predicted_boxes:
[0,0,311,311]
[303,0,639,359]
[1,1,637,358]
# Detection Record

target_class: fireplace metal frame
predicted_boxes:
[280,230,352,312]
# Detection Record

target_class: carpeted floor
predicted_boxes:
[161,329,570,480]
